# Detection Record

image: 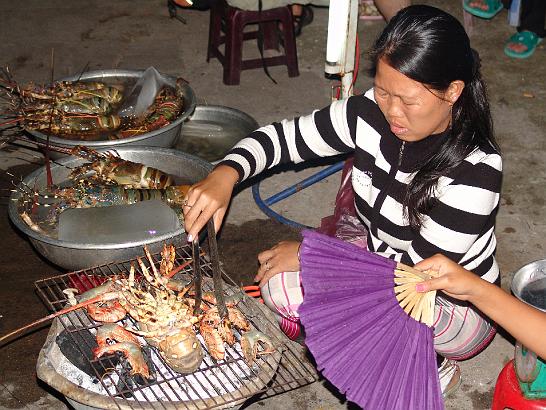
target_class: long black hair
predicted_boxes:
[369,5,500,230]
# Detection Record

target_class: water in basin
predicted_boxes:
[520,277,546,311]
[58,200,181,244]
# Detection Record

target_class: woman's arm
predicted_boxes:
[219,98,356,183]
[183,96,362,240]
[415,254,546,361]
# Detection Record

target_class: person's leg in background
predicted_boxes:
[291,3,314,37]
[374,0,410,22]
[518,0,546,37]
[505,0,545,58]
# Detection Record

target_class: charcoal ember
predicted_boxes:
[115,369,137,399]
[136,345,156,384]
[56,327,119,379]
[114,345,156,397]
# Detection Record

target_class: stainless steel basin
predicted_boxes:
[28,69,197,158]
[511,259,546,312]
[176,104,258,163]
[8,147,212,270]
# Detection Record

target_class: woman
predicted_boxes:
[183,5,502,395]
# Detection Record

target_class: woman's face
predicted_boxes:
[374,58,461,142]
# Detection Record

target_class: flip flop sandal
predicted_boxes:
[504,30,543,59]
[463,0,503,19]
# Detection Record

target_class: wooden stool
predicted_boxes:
[207,0,299,85]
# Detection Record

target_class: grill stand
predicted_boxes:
[37,316,282,410]
[35,245,318,409]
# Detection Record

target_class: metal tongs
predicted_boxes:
[192,219,228,320]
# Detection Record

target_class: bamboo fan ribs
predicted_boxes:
[394,263,437,327]
[298,230,443,410]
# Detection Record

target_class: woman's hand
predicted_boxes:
[255,241,301,287]
[417,255,546,362]
[182,165,239,242]
[414,254,484,301]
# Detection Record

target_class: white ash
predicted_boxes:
[50,316,258,404]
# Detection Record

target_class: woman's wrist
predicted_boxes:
[211,164,240,186]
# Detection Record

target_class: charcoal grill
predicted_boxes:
[34,243,317,409]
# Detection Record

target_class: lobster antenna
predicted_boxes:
[1,155,43,167]
[0,66,14,85]
[76,62,90,83]
[5,171,56,203]
[0,92,15,103]
[0,293,111,348]
[0,138,67,170]
[50,48,55,84]
[2,134,73,156]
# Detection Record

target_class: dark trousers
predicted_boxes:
[519,0,546,37]
[503,0,546,37]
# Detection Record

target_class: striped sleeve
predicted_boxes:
[217,98,357,182]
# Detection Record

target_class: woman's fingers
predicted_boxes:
[414,254,445,273]
[415,277,446,293]
[183,192,214,241]
[255,252,280,283]
[257,249,274,265]
[254,241,301,286]
[182,165,239,241]
[186,204,226,241]
[255,256,280,286]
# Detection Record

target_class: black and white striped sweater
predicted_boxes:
[218,90,503,283]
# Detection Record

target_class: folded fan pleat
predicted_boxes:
[298,230,444,410]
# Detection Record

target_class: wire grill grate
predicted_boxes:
[34,243,317,409]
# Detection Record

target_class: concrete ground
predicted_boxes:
[0,0,544,409]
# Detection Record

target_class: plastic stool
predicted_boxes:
[492,360,546,410]
[207,0,299,85]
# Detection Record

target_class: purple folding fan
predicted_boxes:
[298,230,443,410]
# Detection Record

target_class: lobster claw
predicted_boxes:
[240,330,276,365]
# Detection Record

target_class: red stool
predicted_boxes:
[207,0,299,85]
[492,360,546,410]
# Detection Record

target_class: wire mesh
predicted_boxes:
[34,243,318,409]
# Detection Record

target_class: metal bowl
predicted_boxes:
[28,69,197,158]
[8,147,212,270]
[511,259,546,312]
[176,105,259,163]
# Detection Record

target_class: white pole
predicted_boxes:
[325,0,359,99]
[325,0,350,68]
